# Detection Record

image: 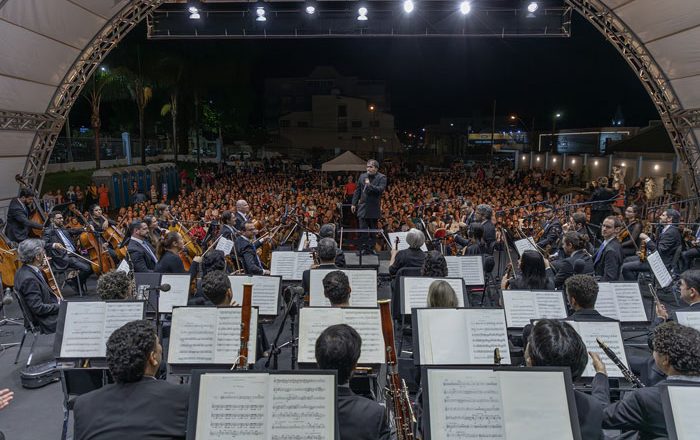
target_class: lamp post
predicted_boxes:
[550,112,562,153]
[508,114,534,149]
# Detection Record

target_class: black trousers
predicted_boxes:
[359,217,378,251]
[66,256,93,283]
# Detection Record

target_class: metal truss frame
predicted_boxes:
[567,0,700,195]
[18,0,165,192]
[0,110,63,132]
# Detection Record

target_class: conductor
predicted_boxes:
[351,159,387,255]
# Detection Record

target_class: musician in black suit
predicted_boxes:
[620,205,643,258]
[564,275,616,321]
[315,324,391,440]
[322,270,351,308]
[219,210,238,242]
[593,216,623,281]
[234,199,250,232]
[235,220,269,275]
[319,223,346,268]
[127,221,158,273]
[389,228,426,276]
[622,209,682,281]
[155,231,201,274]
[15,238,59,333]
[600,322,700,439]
[475,204,497,253]
[525,319,609,440]
[73,320,189,440]
[589,177,615,237]
[351,159,387,254]
[567,211,597,252]
[302,238,338,294]
[5,188,44,243]
[551,232,594,289]
[43,211,93,288]
[536,207,562,250]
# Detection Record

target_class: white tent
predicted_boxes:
[321,151,367,172]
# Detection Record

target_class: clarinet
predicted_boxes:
[235,283,253,370]
[378,299,415,440]
[596,338,645,388]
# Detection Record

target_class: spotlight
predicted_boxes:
[459,1,471,15]
[522,155,527,160]
[403,0,414,13]
[256,6,266,22]
[553,158,557,163]
[305,5,316,14]
[621,162,626,167]
[594,160,599,166]
[357,6,368,20]
[188,6,200,19]
[571,159,576,164]
[654,164,660,170]
[536,157,541,162]
[527,2,538,13]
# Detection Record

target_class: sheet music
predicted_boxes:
[267,374,335,439]
[270,251,313,280]
[596,283,647,322]
[215,236,234,255]
[298,308,384,364]
[647,251,673,288]
[499,370,574,440]
[444,256,485,285]
[401,277,465,315]
[229,275,280,315]
[168,307,258,365]
[502,291,567,328]
[195,372,268,439]
[570,321,627,378]
[417,309,510,365]
[514,237,538,256]
[309,269,377,308]
[667,386,700,440]
[59,301,144,358]
[427,369,506,439]
[297,231,319,251]
[675,312,700,332]
[116,259,130,273]
[158,274,190,313]
[388,231,428,251]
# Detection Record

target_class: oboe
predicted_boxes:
[378,299,415,440]
[235,283,253,370]
[596,338,645,388]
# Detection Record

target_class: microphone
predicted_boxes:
[144,284,171,292]
[283,285,304,317]
[2,288,12,306]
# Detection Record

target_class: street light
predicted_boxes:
[509,114,534,149]
[550,111,562,152]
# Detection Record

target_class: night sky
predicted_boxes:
[110,12,659,132]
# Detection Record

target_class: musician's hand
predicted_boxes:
[230,300,240,307]
[263,269,271,275]
[0,388,13,410]
[351,205,356,214]
[193,256,203,263]
[543,258,551,269]
[656,301,669,321]
[364,178,370,185]
[88,224,95,232]
[639,233,649,241]
[53,243,64,250]
[588,352,607,375]
[102,220,109,229]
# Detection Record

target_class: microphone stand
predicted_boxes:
[264,287,302,370]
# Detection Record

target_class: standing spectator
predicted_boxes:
[54,189,64,205]
[75,185,85,211]
[98,183,110,211]
[86,182,98,209]
[150,184,158,204]
[663,173,673,195]
[66,185,76,203]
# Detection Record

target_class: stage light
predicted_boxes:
[256,6,266,22]
[621,162,626,167]
[594,160,599,166]
[654,164,660,170]
[552,158,557,163]
[188,6,200,19]
[522,155,527,160]
[305,5,315,14]
[536,157,541,162]
[527,2,539,13]
[459,1,471,15]
[357,6,368,21]
[403,0,414,13]
[571,159,576,164]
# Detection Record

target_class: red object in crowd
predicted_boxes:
[345,182,357,195]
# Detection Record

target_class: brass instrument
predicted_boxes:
[596,338,644,388]
[235,283,253,370]
[494,348,503,366]
[378,299,415,440]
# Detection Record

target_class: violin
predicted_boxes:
[169,221,203,259]
[41,255,63,300]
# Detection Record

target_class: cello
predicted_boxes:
[14,175,46,238]
[0,230,20,288]
[93,213,128,260]
[70,205,114,274]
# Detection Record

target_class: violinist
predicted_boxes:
[43,211,93,291]
[235,220,270,275]
[535,206,562,250]
[220,210,238,243]
[154,231,202,274]
[87,205,119,261]
[551,232,594,289]
[127,221,158,273]
[319,223,346,268]
[680,226,700,272]
[144,215,164,249]
[593,216,623,282]
[234,199,251,231]
[562,212,596,253]
[622,209,681,281]
[5,188,44,244]
[619,205,643,259]
[14,238,59,333]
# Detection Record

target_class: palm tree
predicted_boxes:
[82,67,115,169]
[158,55,185,163]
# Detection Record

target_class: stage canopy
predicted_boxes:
[321,151,367,172]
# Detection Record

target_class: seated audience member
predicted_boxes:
[389,228,426,275]
[15,238,60,333]
[421,250,448,278]
[525,319,609,440]
[564,275,616,321]
[599,322,700,439]
[322,270,351,307]
[502,250,555,290]
[426,280,458,307]
[73,320,189,440]
[302,238,339,293]
[97,270,133,300]
[315,324,391,440]
[201,270,234,306]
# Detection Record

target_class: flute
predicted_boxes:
[596,338,645,388]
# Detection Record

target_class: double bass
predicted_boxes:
[70,205,114,274]
[14,175,46,238]
[0,230,20,288]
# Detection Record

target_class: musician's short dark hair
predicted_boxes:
[367,159,379,168]
[422,250,448,277]
[527,319,588,380]
[317,238,337,262]
[202,250,226,275]
[157,231,180,258]
[19,188,33,198]
[565,274,598,309]
[97,270,132,300]
[315,324,362,385]
[221,210,233,224]
[476,204,492,220]
[202,270,231,306]
[106,320,157,383]
[89,204,100,214]
[680,269,700,293]
[604,216,621,229]
[322,270,350,305]
[129,220,145,236]
[471,223,484,240]
[572,212,587,226]
[319,224,336,238]
[653,322,700,375]
[562,231,588,251]
[48,210,62,221]
[665,209,681,224]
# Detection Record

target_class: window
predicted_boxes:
[337,105,347,118]
[351,120,362,128]
[280,120,290,128]
[337,121,348,132]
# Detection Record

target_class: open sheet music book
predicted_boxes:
[514,237,538,256]
[675,311,700,332]
[298,307,384,365]
[566,321,628,378]
[168,307,258,366]
[297,231,319,251]
[661,385,700,440]
[388,231,428,251]
[401,277,466,315]
[444,256,485,286]
[309,269,377,307]
[188,370,337,440]
[502,290,567,328]
[413,308,511,365]
[595,283,648,322]
[270,251,314,280]
[159,274,191,313]
[55,301,145,359]
[228,275,280,316]
[424,367,580,440]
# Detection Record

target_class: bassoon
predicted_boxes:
[236,283,253,370]
[378,299,415,440]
